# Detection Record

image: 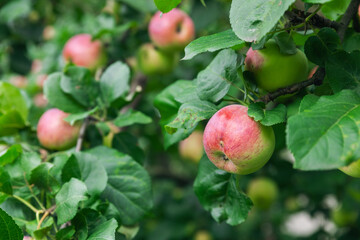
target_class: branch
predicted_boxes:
[285,9,340,30]
[120,73,148,114]
[75,117,90,152]
[259,0,359,103]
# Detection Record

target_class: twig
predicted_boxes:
[120,73,148,114]
[75,117,90,152]
[285,9,340,30]
[259,0,359,103]
[37,205,56,229]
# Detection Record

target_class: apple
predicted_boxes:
[244,39,308,92]
[339,159,360,178]
[63,34,106,70]
[33,93,48,108]
[179,130,204,163]
[203,105,275,174]
[9,76,27,88]
[23,237,32,240]
[37,108,81,150]
[36,74,48,89]
[149,8,195,51]
[43,25,56,41]
[137,43,178,75]
[331,206,358,227]
[194,230,213,240]
[247,177,278,210]
[31,59,42,74]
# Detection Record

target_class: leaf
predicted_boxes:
[302,0,332,3]
[183,30,245,60]
[30,163,58,190]
[61,153,108,196]
[44,73,85,113]
[0,167,12,195]
[100,61,130,105]
[194,156,252,225]
[165,101,218,134]
[326,50,360,93]
[321,0,351,21]
[196,49,238,103]
[0,82,28,122]
[55,178,88,225]
[72,208,107,240]
[273,32,297,55]
[229,0,295,42]
[87,218,118,240]
[64,107,98,126]
[287,90,360,170]
[248,103,287,126]
[33,217,54,239]
[0,145,22,167]
[154,0,181,13]
[55,226,75,240]
[299,94,320,112]
[61,67,99,107]
[113,132,145,165]
[113,110,152,128]
[118,0,157,13]
[0,0,31,23]
[0,112,26,137]
[304,28,340,67]
[0,208,23,240]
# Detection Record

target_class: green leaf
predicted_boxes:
[183,30,245,60]
[273,32,297,55]
[154,0,181,13]
[44,73,86,113]
[194,156,252,225]
[30,163,58,190]
[0,167,12,195]
[248,103,287,126]
[0,208,23,240]
[0,0,31,23]
[94,147,152,225]
[321,0,351,21]
[229,0,295,42]
[304,28,340,67]
[33,217,54,240]
[72,208,107,240]
[88,218,118,240]
[55,178,88,225]
[196,49,238,103]
[61,67,99,107]
[118,0,157,13]
[299,94,320,112]
[0,145,22,167]
[61,153,108,196]
[113,110,152,128]
[326,50,360,93]
[113,133,145,165]
[64,107,98,126]
[100,61,130,105]
[0,112,26,137]
[55,226,75,240]
[20,152,42,180]
[165,101,218,134]
[287,90,360,170]
[302,0,331,3]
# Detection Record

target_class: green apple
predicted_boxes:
[137,43,178,75]
[339,159,360,178]
[244,40,308,92]
[247,177,278,210]
[179,130,204,163]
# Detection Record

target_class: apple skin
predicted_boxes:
[244,40,308,92]
[37,108,81,150]
[63,34,106,70]
[137,43,178,75]
[9,76,27,88]
[149,9,195,51]
[203,105,275,174]
[339,159,360,178]
[179,130,204,163]
[247,177,278,210]
[33,93,48,108]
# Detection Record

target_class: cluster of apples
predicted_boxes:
[137,9,195,75]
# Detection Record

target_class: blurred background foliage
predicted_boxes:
[0,0,360,239]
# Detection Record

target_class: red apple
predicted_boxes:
[247,177,278,210]
[63,34,106,70]
[179,130,204,163]
[149,9,195,51]
[203,105,275,174]
[9,76,27,88]
[33,93,48,108]
[37,108,81,150]
[244,40,308,92]
[137,43,178,75]
[31,59,42,74]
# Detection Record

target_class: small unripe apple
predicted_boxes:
[149,9,195,51]
[331,206,358,227]
[137,43,178,75]
[339,159,360,178]
[37,108,81,150]
[203,105,275,174]
[244,40,308,92]
[179,130,203,163]
[247,177,278,210]
[33,93,48,108]
[63,34,106,70]
[194,230,213,240]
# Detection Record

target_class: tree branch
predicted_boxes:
[259,0,360,103]
[285,9,340,30]
[75,117,90,152]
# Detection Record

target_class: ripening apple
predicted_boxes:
[9,76,27,88]
[244,39,308,92]
[179,130,204,163]
[37,108,81,150]
[137,43,178,75]
[33,93,48,108]
[247,177,278,210]
[203,105,275,174]
[63,34,106,70]
[331,206,358,227]
[23,236,32,240]
[339,159,360,178]
[149,8,195,51]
